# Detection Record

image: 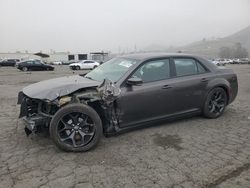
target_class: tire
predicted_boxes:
[50,103,102,152]
[22,67,28,71]
[93,65,97,69]
[203,87,228,118]
[76,66,80,70]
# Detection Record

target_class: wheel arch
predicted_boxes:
[49,102,103,152]
[217,85,229,104]
[87,101,107,130]
[206,78,230,105]
[70,89,108,133]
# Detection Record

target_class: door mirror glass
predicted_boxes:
[127,77,143,86]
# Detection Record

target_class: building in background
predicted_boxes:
[0,51,111,63]
[90,52,110,63]
[0,52,42,61]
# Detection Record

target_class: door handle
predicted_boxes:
[162,85,172,89]
[201,78,208,82]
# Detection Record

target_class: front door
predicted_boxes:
[116,58,176,127]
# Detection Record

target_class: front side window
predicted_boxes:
[132,59,170,83]
[173,58,206,77]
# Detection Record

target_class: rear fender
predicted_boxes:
[205,78,230,104]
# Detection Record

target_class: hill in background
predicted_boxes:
[143,26,250,58]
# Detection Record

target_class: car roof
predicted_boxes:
[120,52,199,61]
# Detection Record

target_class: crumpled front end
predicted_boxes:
[18,91,58,135]
[97,79,121,106]
[17,77,123,136]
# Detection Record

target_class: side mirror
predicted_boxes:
[127,77,143,86]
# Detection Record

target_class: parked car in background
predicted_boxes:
[51,61,63,65]
[217,59,230,66]
[0,59,19,66]
[69,60,100,70]
[239,58,250,64]
[63,60,77,65]
[211,60,223,66]
[232,59,240,64]
[17,60,54,71]
[228,59,234,64]
[18,53,238,152]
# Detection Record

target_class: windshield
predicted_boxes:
[84,58,137,82]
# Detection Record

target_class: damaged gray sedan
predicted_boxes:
[18,53,238,152]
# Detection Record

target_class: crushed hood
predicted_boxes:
[23,75,100,101]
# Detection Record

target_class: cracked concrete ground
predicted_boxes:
[0,65,249,188]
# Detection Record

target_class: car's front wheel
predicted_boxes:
[76,66,80,70]
[203,87,228,118]
[50,104,102,152]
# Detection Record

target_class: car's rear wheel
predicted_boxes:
[203,87,227,118]
[50,104,102,152]
[22,67,28,71]
[76,66,80,70]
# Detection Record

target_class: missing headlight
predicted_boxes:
[58,96,72,106]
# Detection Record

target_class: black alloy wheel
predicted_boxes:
[58,112,95,147]
[50,104,102,152]
[203,87,227,118]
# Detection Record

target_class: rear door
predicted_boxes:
[169,57,212,112]
[33,60,44,70]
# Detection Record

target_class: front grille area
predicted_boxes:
[19,96,39,118]
[19,95,58,118]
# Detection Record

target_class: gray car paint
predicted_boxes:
[20,53,238,133]
[23,75,100,101]
[113,54,237,127]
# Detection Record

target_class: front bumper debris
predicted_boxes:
[22,115,50,136]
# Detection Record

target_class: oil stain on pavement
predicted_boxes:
[153,133,183,151]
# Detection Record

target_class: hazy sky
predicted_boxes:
[0,0,250,53]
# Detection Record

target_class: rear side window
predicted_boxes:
[173,58,206,77]
[197,62,206,73]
